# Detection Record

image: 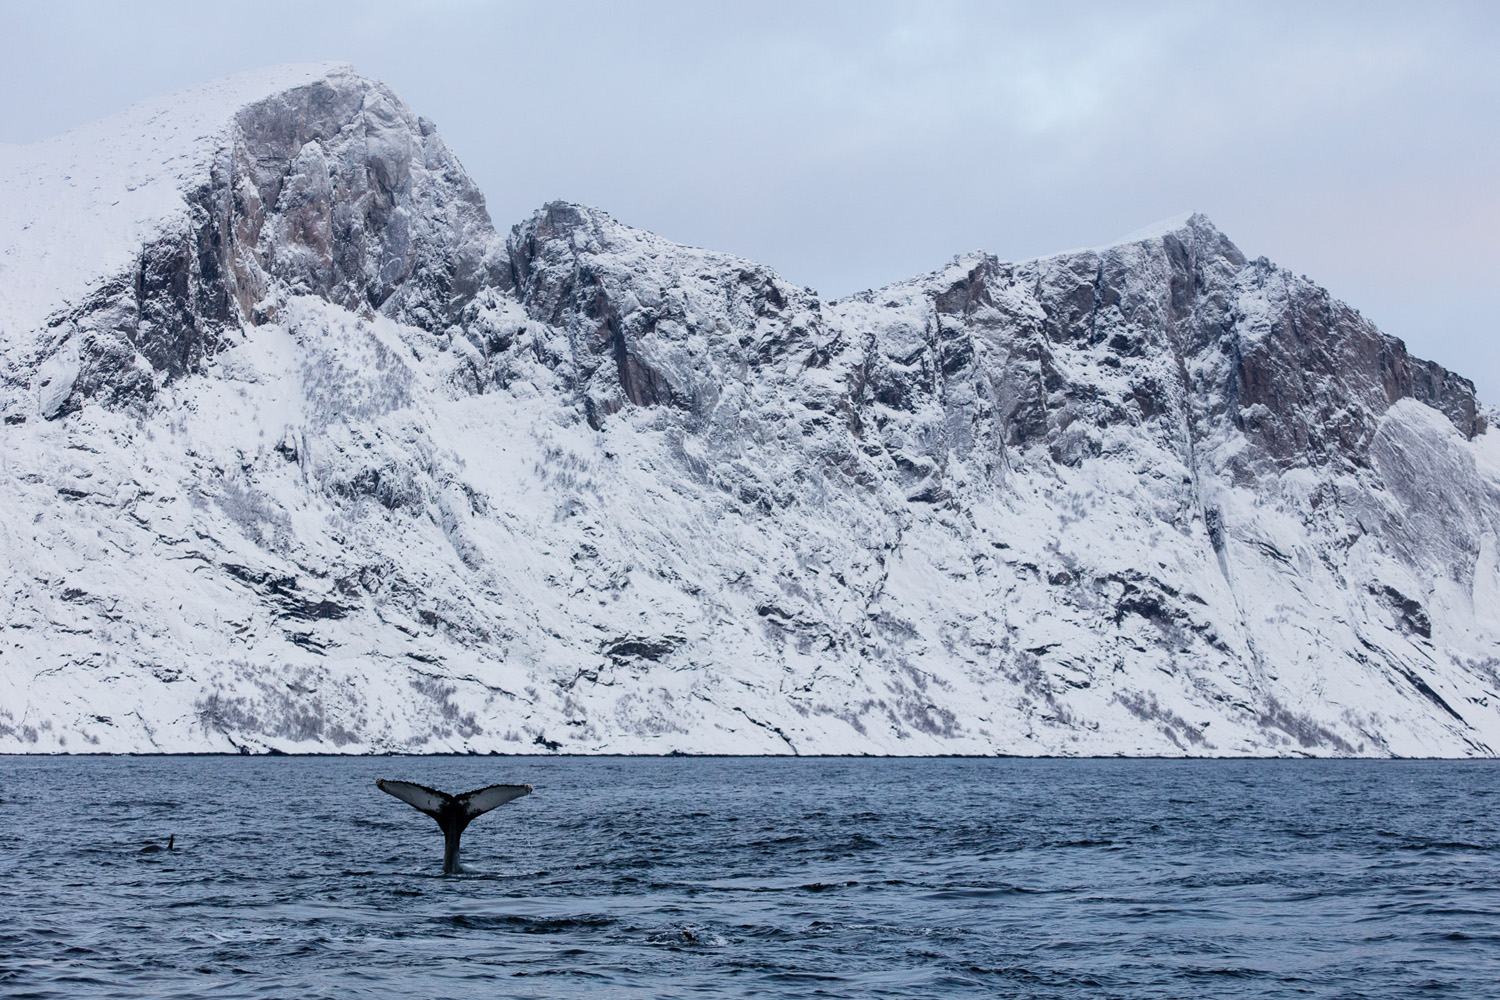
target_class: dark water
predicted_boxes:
[2,758,1498,999]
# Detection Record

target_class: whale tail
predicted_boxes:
[376,779,532,874]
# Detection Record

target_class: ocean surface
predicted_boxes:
[1,757,1498,999]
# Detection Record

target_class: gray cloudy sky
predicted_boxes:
[3,1,1496,403]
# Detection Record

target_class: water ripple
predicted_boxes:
[2,757,1498,998]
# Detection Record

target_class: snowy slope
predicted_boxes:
[1,68,1496,755]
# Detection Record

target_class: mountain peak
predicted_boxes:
[3,67,1497,759]
[1031,211,1237,262]
[108,62,357,132]
[0,62,368,338]
[1110,211,1204,244]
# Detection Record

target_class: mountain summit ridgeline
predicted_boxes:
[2,65,1496,755]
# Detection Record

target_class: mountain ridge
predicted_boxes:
[1,67,1495,756]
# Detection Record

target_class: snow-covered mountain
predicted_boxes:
[3,65,1497,755]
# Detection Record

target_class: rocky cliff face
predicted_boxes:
[2,66,500,421]
[2,66,1496,755]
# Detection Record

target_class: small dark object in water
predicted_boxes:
[139,834,174,854]
[376,779,531,874]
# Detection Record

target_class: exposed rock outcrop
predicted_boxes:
[8,65,501,420]
[1,68,1496,756]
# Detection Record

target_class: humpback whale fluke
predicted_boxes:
[376,779,532,874]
